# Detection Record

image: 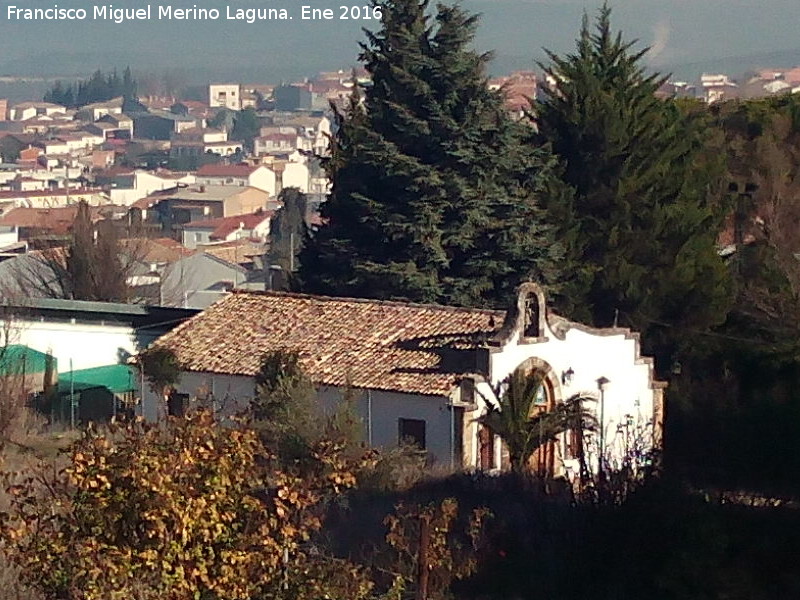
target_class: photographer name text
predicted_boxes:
[6,4,384,23]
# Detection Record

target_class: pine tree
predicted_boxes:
[298,0,565,308]
[535,6,732,364]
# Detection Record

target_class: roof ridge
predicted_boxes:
[229,289,505,316]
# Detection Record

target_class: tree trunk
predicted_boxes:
[415,515,431,600]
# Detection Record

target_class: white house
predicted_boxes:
[195,164,276,196]
[258,116,331,156]
[108,170,196,206]
[280,162,310,193]
[700,73,738,103]
[38,139,71,156]
[254,133,309,156]
[171,129,243,158]
[202,141,244,157]
[0,188,108,210]
[764,80,791,95]
[0,298,197,373]
[9,102,65,121]
[0,225,19,249]
[139,285,665,474]
[180,211,272,249]
[75,97,124,122]
[209,84,242,111]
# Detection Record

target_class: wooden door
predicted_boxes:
[528,381,556,477]
[479,424,493,470]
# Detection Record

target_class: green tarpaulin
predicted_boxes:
[57,364,137,394]
[0,345,54,376]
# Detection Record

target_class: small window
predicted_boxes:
[460,378,475,405]
[533,385,547,406]
[167,392,189,417]
[398,418,426,450]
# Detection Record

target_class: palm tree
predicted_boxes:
[479,369,595,474]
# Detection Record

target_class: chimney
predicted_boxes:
[199,185,206,193]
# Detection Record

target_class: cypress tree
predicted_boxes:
[65,201,96,300]
[268,187,308,288]
[298,0,565,308]
[535,6,732,364]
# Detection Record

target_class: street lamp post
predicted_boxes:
[596,376,610,479]
[268,265,283,291]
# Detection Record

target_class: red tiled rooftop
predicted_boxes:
[0,188,103,200]
[183,211,273,239]
[196,164,260,178]
[151,291,503,396]
[0,205,109,233]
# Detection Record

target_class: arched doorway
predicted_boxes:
[528,377,556,477]
[512,357,562,478]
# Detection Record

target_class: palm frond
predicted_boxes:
[478,369,596,473]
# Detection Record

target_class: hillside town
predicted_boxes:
[0,67,544,308]
[0,63,790,305]
[0,2,799,599]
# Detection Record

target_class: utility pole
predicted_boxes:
[596,376,610,487]
[289,231,295,272]
[70,358,76,429]
[415,515,431,600]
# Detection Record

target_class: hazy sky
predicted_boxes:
[0,0,798,82]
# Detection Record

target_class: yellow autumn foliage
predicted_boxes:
[0,411,369,600]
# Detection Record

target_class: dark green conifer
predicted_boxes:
[299,0,564,308]
[535,6,732,363]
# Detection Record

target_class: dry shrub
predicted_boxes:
[358,442,428,492]
[0,558,45,600]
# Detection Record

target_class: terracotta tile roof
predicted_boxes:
[131,195,161,210]
[309,80,352,93]
[180,100,211,112]
[153,169,193,179]
[184,212,273,239]
[152,292,503,396]
[0,205,110,233]
[257,133,298,143]
[196,164,259,178]
[120,237,194,264]
[198,239,265,265]
[0,188,104,200]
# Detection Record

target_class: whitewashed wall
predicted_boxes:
[248,169,277,196]
[1,317,158,373]
[489,317,658,473]
[141,372,458,467]
[281,163,310,193]
[139,371,255,422]
[317,386,456,467]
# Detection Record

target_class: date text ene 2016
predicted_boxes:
[301,6,383,20]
